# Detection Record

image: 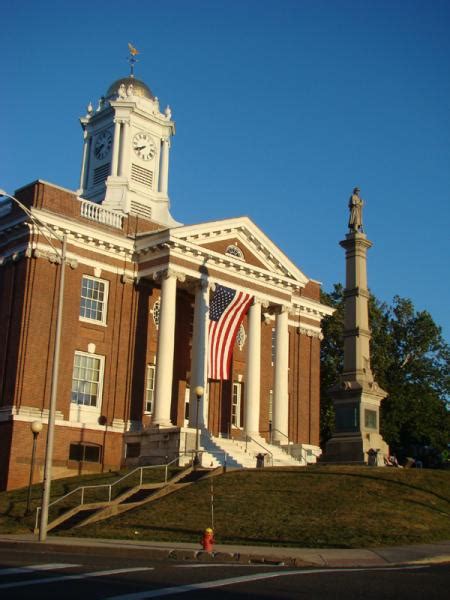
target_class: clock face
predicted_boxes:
[94,130,112,160]
[133,132,156,161]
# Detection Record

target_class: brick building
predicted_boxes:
[0,71,333,490]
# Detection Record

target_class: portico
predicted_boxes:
[132,219,331,459]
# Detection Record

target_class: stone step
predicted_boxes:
[199,433,305,469]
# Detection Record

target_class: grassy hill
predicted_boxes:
[1,466,449,548]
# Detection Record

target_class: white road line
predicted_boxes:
[175,563,285,568]
[0,567,153,589]
[0,563,80,576]
[104,565,428,600]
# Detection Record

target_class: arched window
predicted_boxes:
[225,244,244,260]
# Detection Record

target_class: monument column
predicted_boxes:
[326,188,389,464]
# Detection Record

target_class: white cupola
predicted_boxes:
[78,73,180,227]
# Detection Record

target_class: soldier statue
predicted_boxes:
[348,187,364,233]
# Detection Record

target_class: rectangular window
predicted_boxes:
[69,443,102,463]
[232,382,242,428]
[145,364,156,413]
[184,386,190,420]
[71,352,104,407]
[125,443,141,458]
[80,275,108,324]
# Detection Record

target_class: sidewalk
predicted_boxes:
[0,534,449,568]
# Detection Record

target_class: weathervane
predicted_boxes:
[127,43,139,77]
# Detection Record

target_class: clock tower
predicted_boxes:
[78,71,179,227]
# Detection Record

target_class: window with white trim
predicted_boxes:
[231,382,242,428]
[80,275,108,324]
[145,364,156,413]
[71,351,104,407]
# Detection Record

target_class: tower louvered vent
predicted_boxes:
[93,163,110,186]
[131,164,153,188]
[130,201,152,220]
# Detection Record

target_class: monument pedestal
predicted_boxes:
[325,373,389,464]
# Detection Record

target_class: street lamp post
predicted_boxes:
[0,189,66,542]
[25,420,43,515]
[194,385,204,469]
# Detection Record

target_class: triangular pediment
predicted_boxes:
[169,216,309,285]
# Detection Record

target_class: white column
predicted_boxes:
[159,137,170,194]
[111,119,121,176]
[188,280,209,429]
[153,271,178,427]
[272,306,289,442]
[119,119,129,177]
[244,299,262,436]
[78,129,90,193]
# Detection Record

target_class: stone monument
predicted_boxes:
[325,188,389,465]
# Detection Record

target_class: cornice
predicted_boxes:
[135,237,303,294]
[293,296,335,319]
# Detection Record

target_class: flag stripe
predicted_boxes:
[223,294,253,377]
[211,292,246,377]
[211,292,246,379]
[208,285,253,380]
[218,293,252,378]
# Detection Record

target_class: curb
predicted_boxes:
[0,536,449,568]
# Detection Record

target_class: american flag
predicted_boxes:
[208,285,253,380]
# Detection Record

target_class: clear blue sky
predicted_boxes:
[2,0,449,341]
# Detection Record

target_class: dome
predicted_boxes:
[106,76,154,100]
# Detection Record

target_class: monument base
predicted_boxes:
[325,430,389,466]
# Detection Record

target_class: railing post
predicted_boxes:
[165,464,168,483]
[108,486,112,502]
[35,507,40,533]
[81,488,84,505]
[140,468,143,486]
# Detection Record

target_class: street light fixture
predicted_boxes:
[26,420,43,515]
[0,189,66,542]
[194,385,204,469]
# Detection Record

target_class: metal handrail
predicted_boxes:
[34,453,191,532]
[260,428,308,464]
[229,430,274,466]
[245,434,274,466]
[261,428,294,455]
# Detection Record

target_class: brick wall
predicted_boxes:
[5,420,124,491]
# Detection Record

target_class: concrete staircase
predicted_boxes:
[44,466,220,533]
[199,432,307,468]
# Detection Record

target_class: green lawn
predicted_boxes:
[1,466,449,548]
[0,465,178,534]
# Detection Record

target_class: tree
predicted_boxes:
[320,286,450,455]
